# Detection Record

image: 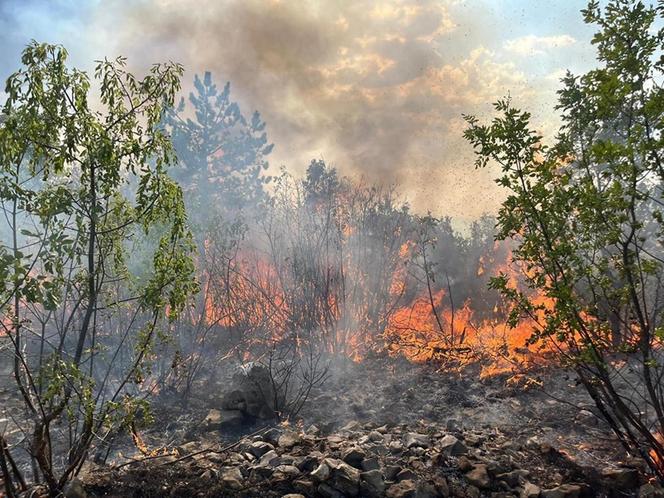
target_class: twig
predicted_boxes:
[111,426,270,470]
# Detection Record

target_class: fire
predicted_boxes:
[196,219,557,378]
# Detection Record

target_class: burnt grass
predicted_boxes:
[77,356,650,497]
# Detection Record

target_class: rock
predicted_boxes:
[325,457,361,496]
[602,467,639,489]
[466,464,491,489]
[278,431,302,449]
[387,480,418,498]
[574,409,598,426]
[318,483,346,498]
[220,466,243,489]
[341,420,361,432]
[294,454,319,473]
[369,430,384,442]
[282,495,306,498]
[390,440,405,453]
[258,449,281,468]
[221,363,278,419]
[396,468,417,481]
[63,478,87,498]
[440,435,467,456]
[521,482,541,498]
[417,481,440,498]
[457,456,473,472]
[361,469,387,497]
[274,465,301,479]
[249,440,274,458]
[311,462,331,481]
[433,475,450,497]
[640,483,664,497]
[260,427,280,444]
[385,465,401,481]
[404,432,431,449]
[541,484,582,498]
[496,469,529,487]
[293,479,317,496]
[361,457,381,471]
[342,446,366,468]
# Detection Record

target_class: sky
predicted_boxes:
[0,0,599,222]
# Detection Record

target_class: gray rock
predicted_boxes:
[278,431,302,449]
[258,449,281,468]
[466,464,491,489]
[521,481,541,498]
[318,483,346,498]
[439,434,468,456]
[541,484,582,498]
[342,446,366,468]
[324,457,361,496]
[386,480,418,498]
[221,363,278,419]
[249,440,274,458]
[361,457,381,471]
[311,462,331,481]
[404,432,431,449]
[220,466,243,489]
[361,469,386,497]
[396,468,417,482]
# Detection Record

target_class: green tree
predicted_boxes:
[163,71,273,226]
[464,0,664,478]
[0,42,197,496]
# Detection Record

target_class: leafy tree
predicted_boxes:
[163,71,273,226]
[465,0,664,478]
[0,42,197,496]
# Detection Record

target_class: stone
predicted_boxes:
[311,462,331,481]
[386,480,418,498]
[457,456,473,472]
[278,431,302,449]
[521,482,541,498]
[325,457,361,496]
[369,430,384,442]
[249,440,274,458]
[221,363,278,419]
[417,481,440,498]
[574,409,598,426]
[440,435,467,456]
[282,495,306,498]
[361,469,387,497]
[361,457,381,471]
[293,479,317,495]
[404,432,431,449]
[220,466,243,489]
[258,449,281,468]
[446,419,462,432]
[602,467,639,489]
[396,468,417,481]
[318,483,346,498]
[274,465,301,479]
[390,440,405,453]
[496,469,529,487]
[263,428,282,445]
[541,484,582,498]
[342,446,366,468]
[385,465,401,481]
[640,483,664,498]
[466,464,491,489]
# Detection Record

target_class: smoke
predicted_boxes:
[0,0,593,221]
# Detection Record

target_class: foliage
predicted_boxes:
[163,71,273,227]
[464,0,664,479]
[0,42,197,495]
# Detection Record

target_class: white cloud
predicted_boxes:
[503,34,576,56]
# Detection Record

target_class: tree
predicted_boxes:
[464,0,664,479]
[0,42,197,496]
[163,71,273,226]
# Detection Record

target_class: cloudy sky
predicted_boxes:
[0,0,598,222]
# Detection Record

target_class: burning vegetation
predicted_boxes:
[2,1,664,497]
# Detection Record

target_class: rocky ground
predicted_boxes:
[4,355,663,497]
[69,357,663,497]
